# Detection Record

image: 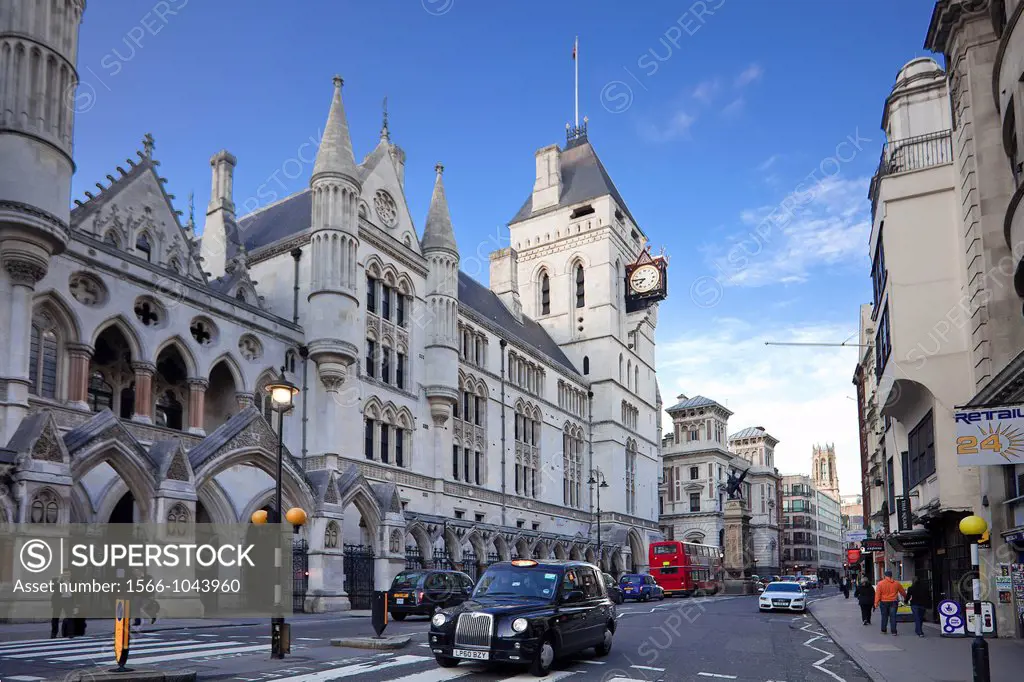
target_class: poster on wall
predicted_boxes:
[953,404,1024,466]
[1011,563,1024,631]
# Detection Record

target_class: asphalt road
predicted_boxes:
[0,589,870,681]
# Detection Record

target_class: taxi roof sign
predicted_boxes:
[511,559,538,567]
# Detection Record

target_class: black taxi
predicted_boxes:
[428,559,616,676]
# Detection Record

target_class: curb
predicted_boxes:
[47,670,197,682]
[331,634,411,650]
[807,599,885,682]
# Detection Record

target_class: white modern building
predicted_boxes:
[0,1,665,612]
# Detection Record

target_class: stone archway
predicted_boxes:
[492,534,511,562]
[553,542,568,560]
[70,438,156,523]
[627,528,648,573]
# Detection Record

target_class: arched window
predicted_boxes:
[30,490,60,524]
[135,232,152,261]
[87,371,113,412]
[28,321,59,399]
[541,271,551,315]
[626,359,632,390]
[574,264,585,308]
[155,390,183,430]
[625,440,637,515]
[104,230,121,248]
[618,354,623,383]
[285,349,298,374]
[634,366,639,394]
[236,288,248,302]
[583,356,590,375]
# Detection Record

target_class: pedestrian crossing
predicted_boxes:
[0,632,269,666]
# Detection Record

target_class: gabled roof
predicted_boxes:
[509,139,637,226]
[234,190,311,257]
[666,395,732,415]
[458,272,577,374]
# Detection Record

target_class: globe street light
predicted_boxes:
[588,470,610,567]
[264,367,300,659]
[959,514,990,682]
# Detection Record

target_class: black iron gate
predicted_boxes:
[292,538,309,613]
[406,545,424,571]
[432,548,453,570]
[486,552,500,566]
[343,544,375,610]
[462,551,479,582]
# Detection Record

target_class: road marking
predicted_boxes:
[295,637,321,641]
[6,676,46,681]
[579,660,606,664]
[124,644,268,664]
[799,618,847,682]
[260,655,431,681]
[47,640,243,662]
[697,674,737,679]
[632,665,665,671]
[0,637,160,657]
[0,635,153,651]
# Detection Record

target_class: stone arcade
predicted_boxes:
[0,2,664,612]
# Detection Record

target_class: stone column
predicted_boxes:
[0,259,46,444]
[375,519,407,595]
[187,378,208,436]
[66,343,93,410]
[235,391,254,411]
[304,514,349,612]
[131,362,156,424]
[723,499,754,595]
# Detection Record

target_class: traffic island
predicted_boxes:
[331,634,411,650]
[49,670,197,682]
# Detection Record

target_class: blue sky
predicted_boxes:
[70,0,940,494]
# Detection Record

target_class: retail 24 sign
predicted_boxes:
[954,404,1024,466]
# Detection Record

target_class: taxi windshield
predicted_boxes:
[472,567,561,601]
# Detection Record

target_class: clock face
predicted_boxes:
[629,264,661,294]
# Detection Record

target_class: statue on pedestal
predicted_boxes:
[722,467,749,500]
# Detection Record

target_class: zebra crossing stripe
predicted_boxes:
[260,655,431,681]
[4,638,201,659]
[122,644,269,665]
[47,640,244,662]
[0,636,155,651]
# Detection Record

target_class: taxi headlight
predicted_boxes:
[432,613,447,628]
[511,618,528,633]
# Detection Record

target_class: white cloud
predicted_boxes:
[659,319,863,496]
[692,79,721,103]
[722,97,745,117]
[756,155,780,171]
[638,110,697,143]
[735,63,764,88]
[705,175,871,287]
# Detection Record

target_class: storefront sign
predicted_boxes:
[861,538,885,553]
[896,497,912,532]
[938,599,966,637]
[954,403,1024,466]
[846,549,862,564]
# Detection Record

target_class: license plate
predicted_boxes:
[624,588,633,592]
[395,598,404,604]
[453,649,489,660]
[393,593,408,598]
[773,600,789,605]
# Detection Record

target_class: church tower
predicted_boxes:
[812,443,840,500]
[0,0,86,442]
[305,76,363,462]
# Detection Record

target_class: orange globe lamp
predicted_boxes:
[250,510,268,524]
[959,515,987,538]
[285,507,307,527]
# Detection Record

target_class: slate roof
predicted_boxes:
[666,395,731,414]
[730,426,777,442]
[233,190,311,258]
[0,447,15,464]
[509,139,638,226]
[458,271,576,374]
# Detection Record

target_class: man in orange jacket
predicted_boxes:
[874,570,907,635]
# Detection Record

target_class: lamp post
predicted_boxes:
[588,469,609,567]
[263,367,300,659]
[959,514,990,682]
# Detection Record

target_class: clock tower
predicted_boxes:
[506,122,667,524]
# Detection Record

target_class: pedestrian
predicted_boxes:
[874,570,907,636]
[842,577,850,599]
[907,575,931,638]
[855,577,875,625]
[49,570,70,638]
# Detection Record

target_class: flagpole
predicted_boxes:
[574,36,579,128]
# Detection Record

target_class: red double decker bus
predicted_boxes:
[649,540,723,597]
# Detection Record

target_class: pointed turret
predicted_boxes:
[421,164,458,254]
[312,76,359,184]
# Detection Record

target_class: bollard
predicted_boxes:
[371,591,388,638]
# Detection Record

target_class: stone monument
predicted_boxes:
[722,468,755,595]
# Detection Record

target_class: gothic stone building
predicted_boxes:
[0,2,663,611]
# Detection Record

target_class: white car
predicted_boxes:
[758,582,806,612]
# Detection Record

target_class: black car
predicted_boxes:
[428,559,616,676]
[387,569,475,620]
[602,572,624,604]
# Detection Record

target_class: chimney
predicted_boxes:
[532,144,561,212]
[200,150,237,279]
[489,247,522,322]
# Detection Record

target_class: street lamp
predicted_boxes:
[959,514,990,682]
[264,367,300,659]
[588,470,610,567]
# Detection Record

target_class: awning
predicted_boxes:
[887,530,931,553]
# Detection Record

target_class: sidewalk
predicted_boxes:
[810,594,1024,682]
[0,610,371,639]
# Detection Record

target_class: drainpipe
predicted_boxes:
[290,248,302,324]
[299,345,309,469]
[588,389,595,542]
[500,339,508,528]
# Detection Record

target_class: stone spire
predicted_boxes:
[312,76,358,183]
[421,163,458,253]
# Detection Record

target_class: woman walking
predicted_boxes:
[854,577,875,625]
[907,576,932,637]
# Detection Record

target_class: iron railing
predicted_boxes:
[869,129,953,220]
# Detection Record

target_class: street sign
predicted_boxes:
[954,404,1024,466]
[938,599,966,637]
[895,497,912,532]
[113,599,130,670]
[846,549,862,564]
